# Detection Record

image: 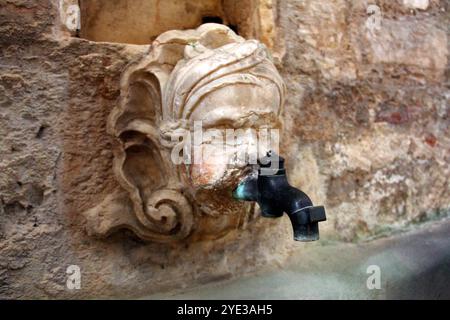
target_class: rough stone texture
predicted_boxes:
[279,0,449,241]
[0,0,448,298]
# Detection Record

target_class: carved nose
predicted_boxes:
[233,151,327,241]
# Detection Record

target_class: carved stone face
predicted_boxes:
[187,82,282,187]
[182,83,283,226]
[83,24,285,243]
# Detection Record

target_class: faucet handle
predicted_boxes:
[308,206,327,223]
[258,151,285,176]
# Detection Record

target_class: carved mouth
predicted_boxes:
[188,163,257,216]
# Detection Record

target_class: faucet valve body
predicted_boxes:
[233,151,326,241]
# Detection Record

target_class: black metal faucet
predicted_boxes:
[233,151,326,241]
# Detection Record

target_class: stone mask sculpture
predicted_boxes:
[83,24,285,243]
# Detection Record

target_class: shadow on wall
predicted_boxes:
[79,0,264,44]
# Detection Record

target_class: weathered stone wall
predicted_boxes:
[0,0,448,298]
[279,0,449,241]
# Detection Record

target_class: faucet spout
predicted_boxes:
[233,151,327,241]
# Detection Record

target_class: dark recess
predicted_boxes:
[201,16,224,24]
[201,16,239,35]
